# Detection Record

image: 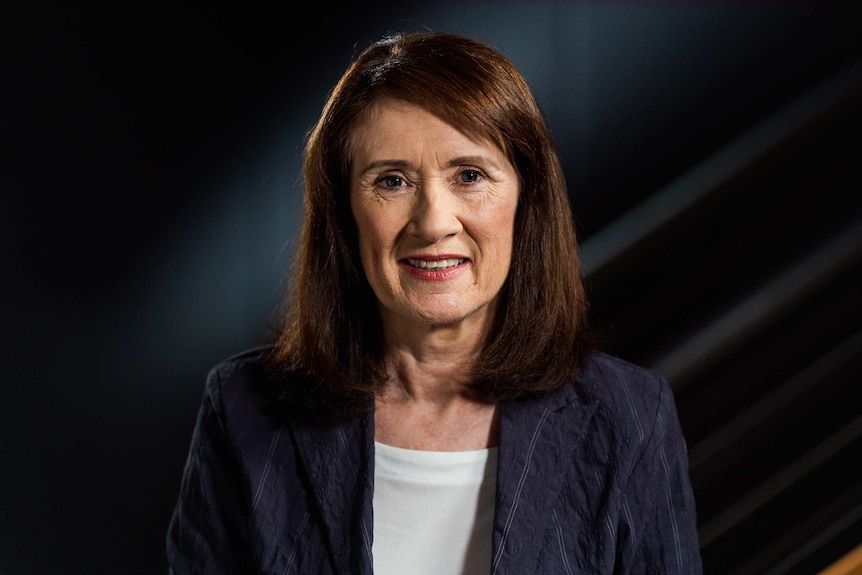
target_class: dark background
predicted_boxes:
[3,1,862,573]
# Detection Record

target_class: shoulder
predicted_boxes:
[577,351,673,406]
[207,346,269,380]
[204,346,271,404]
[203,345,359,426]
[572,351,681,444]
[506,351,679,441]
[198,346,287,436]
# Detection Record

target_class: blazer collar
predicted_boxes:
[492,382,599,574]
[287,381,597,575]
[288,412,375,575]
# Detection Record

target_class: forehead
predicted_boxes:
[348,99,503,163]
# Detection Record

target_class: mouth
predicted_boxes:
[404,257,467,271]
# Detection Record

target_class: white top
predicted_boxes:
[372,441,498,575]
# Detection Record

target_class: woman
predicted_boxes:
[167,31,703,574]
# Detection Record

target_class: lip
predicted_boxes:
[399,253,470,281]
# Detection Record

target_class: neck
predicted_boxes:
[374,318,499,450]
[379,319,485,403]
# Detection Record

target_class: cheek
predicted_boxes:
[482,201,518,253]
[355,210,395,265]
[355,219,378,267]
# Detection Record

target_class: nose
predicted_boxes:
[409,181,463,243]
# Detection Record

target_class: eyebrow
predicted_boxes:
[448,155,501,170]
[356,155,501,176]
[356,159,411,175]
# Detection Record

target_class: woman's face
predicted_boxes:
[349,99,520,335]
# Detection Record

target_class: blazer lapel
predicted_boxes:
[491,385,598,575]
[288,413,375,575]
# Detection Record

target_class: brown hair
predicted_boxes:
[267,30,591,420]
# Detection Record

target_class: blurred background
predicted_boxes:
[3,1,861,573]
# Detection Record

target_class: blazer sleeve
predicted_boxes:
[166,364,255,574]
[624,374,703,574]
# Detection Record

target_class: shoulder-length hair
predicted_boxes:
[266,30,591,420]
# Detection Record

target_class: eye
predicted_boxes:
[459,169,483,184]
[380,174,405,189]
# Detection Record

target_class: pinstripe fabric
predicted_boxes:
[492,408,551,574]
[167,348,703,574]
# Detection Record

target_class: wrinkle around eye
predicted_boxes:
[372,180,413,199]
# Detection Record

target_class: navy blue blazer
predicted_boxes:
[167,348,703,574]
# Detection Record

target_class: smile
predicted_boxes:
[405,258,466,270]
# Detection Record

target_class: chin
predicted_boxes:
[419,313,470,327]
[414,303,493,330]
